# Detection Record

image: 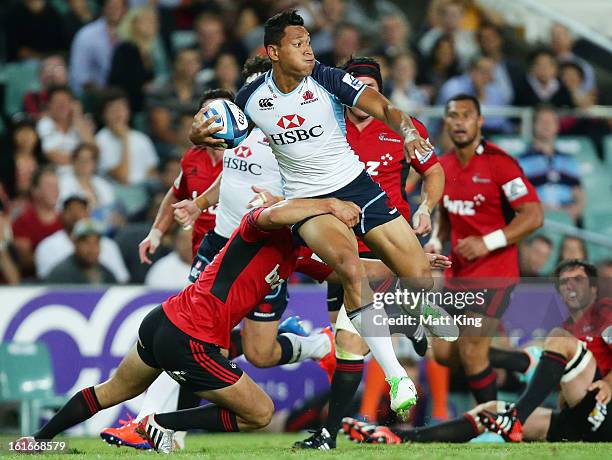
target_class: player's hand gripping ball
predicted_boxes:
[202,99,249,148]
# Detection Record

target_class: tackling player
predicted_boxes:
[17,198,357,453]
[295,56,446,450]
[426,94,543,404]
[343,260,611,444]
[192,10,438,417]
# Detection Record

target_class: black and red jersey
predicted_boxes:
[564,297,612,376]
[163,208,332,348]
[439,141,539,281]
[172,146,223,257]
[345,116,438,253]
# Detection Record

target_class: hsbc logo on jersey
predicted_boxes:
[277,114,305,129]
[234,146,252,158]
[270,114,323,145]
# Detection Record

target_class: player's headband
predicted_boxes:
[344,62,383,93]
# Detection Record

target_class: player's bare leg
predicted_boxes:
[147,372,274,433]
[30,346,161,441]
[298,215,417,418]
[241,319,332,369]
[361,217,432,291]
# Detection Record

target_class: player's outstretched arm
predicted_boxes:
[138,188,177,264]
[413,163,445,236]
[172,174,223,228]
[354,87,433,160]
[256,198,360,230]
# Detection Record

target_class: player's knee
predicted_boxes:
[247,396,275,429]
[544,330,574,357]
[336,330,369,357]
[331,250,362,285]
[243,346,275,368]
[400,269,434,291]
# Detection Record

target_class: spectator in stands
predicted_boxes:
[11,166,63,275]
[146,48,205,158]
[193,13,246,86]
[171,111,197,158]
[44,219,117,284]
[559,62,596,109]
[5,0,65,61]
[418,0,478,69]
[145,227,192,288]
[36,86,95,167]
[209,53,241,94]
[0,207,20,285]
[514,49,574,108]
[69,0,127,95]
[476,23,523,105]
[109,5,168,113]
[375,15,412,62]
[0,116,46,211]
[519,235,553,277]
[387,53,429,114]
[22,55,68,119]
[550,23,596,94]
[235,6,264,53]
[557,235,588,263]
[518,106,585,223]
[418,35,460,101]
[437,56,512,133]
[317,23,361,67]
[310,0,346,55]
[58,143,119,232]
[96,89,159,186]
[35,195,128,282]
[62,0,96,45]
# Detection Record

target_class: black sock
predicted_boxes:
[177,386,201,411]
[324,358,364,440]
[155,404,239,432]
[489,347,531,373]
[466,365,497,403]
[515,351,567,424]
[276,334,294,365]
[34,387,101,439]
[228,329,244,359]
[395,413,480,443]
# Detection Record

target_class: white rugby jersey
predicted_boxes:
[215,128,283,238]
[236,62,367,198]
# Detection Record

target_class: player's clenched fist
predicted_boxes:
[172,200,200,228]
[456,235,489,261]
[328,198,361,228]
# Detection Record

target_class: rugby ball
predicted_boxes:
[203,99,249,148]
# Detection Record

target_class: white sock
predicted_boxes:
[136,372,180,421]
[348,306,407,379]
[280,332,331,363]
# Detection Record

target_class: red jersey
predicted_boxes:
[439,142,539,281]
[346,116,438,253]
[172,147,223,257]
[12,205,62,249]
[163,208,332,348]
[564,298,612,376]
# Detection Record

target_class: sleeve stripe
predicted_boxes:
[351,84,367,107]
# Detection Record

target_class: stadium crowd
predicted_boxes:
[0,0,611,448]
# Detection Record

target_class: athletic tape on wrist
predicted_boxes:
[482,229,507,251]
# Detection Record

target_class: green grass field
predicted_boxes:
[0,434,609,459]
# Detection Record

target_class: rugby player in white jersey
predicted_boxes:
[191,10,437,425]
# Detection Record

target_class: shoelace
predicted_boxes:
[303,429,329,447]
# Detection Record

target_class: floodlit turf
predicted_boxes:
[0,434,609,459]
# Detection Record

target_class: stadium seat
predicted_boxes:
[0,61,40,117]
[489,135,526,157]
[555,136,600,176]
[603,135,612,172]
[0,342,66,434]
